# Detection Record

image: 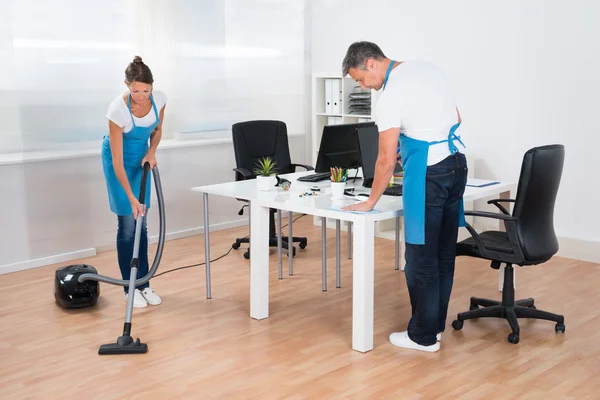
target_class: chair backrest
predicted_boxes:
[512,144,565,262]
[231,120,293,181]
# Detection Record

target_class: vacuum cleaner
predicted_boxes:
[54,162,166,355]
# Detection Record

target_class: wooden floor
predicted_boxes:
[1,218,599,400]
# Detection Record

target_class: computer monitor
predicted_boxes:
[314,121,376,173]
[357,125,402,187]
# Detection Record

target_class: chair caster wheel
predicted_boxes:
[232,242,240,250]
[286,248,297,258]
[452,320,463,330]
[469,303,479,311]
[529,305,537,310]
[555,322,565,333]
[299,242,307,249]
[243,251,250,260]
[508,333,520,344]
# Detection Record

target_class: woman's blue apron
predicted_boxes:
[383,61,466,245]
[101,94,159,216]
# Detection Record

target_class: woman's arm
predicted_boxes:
[143,105,166,169]
[109,120,136,201]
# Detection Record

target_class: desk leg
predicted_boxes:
[250,201,270,319]
[277,209,282,280]
[288,211,293,276]
[322,217,327,292]
[395,217,400,271]
[399,217,406,271]
[336,220,341,288]
[347,222,352,260]
[497,190,515,292]
[352,219,375,353]
[203,193,211,299]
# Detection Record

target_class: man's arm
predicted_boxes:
[343,127,400,211]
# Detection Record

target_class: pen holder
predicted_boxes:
[331,181,346,199]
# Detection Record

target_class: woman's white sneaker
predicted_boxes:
[141,288,162,305]
[125,289,148,308]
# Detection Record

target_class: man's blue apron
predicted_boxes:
[383,61,466,245]
[101,94,159,216]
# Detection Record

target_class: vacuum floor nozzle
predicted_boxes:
[98,335,148,355]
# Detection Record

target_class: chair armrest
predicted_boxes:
[464,210,517,221]
[233,167,253,181]
[290,163,314,171]
[487,198,516,215]
[462,211,525,263]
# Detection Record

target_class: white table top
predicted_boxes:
[191,171,516,223]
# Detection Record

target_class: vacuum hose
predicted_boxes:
[78,162,166,287]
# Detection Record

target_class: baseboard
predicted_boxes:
[0,248,97,275]
[95,218,249,252]
[148,219,248,244]
[1,219,249,275]
[556,236,600,263]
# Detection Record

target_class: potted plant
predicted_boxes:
[254,157,278,191]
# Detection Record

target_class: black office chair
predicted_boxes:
[452,144,566,344]
[231,120,313,259]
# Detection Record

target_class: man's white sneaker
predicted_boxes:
[437,333,441,341]
[141,288,162,305]
[389,331,440,353]
[125,289,147,308]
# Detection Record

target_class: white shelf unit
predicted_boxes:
[311,74,380,167]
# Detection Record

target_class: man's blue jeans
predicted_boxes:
[117,214,150,293]
[405,152,468,346]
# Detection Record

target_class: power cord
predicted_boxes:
[153,213,306,278]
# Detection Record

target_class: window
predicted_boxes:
[0,0,308,155]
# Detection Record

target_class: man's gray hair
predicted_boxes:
[342,41,386,76]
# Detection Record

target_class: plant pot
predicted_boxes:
[257,175,276,191]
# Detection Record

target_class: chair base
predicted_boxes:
[452,264,565,344]
[232,208,308,259]
[232,236,306,260]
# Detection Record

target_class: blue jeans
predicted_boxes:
[405,153,468,346]
[117,214,150,293]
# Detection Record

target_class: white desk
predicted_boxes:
[192,172,515,353]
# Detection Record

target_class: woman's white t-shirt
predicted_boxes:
[106,90,167,133]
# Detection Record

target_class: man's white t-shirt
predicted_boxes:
[106,90,167,134]
[374,60,464,166]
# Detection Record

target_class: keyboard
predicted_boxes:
[363,179,403,196]
[383,184,403,196]
[297,172,331,182]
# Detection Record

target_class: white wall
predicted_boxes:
[0,136,306,273]
[311,0,600,259]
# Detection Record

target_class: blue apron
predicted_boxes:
[101,94,159,216]
[383,61,466,245]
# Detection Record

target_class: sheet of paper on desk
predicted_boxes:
[466,178,501,188]
[329,206,381,214]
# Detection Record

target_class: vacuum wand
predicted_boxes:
[98,162,152,355]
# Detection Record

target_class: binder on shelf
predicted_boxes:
[325,79,333,114]
[331,79,341,114]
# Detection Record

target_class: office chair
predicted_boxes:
[231,120,313,259]
[452,144,566,344]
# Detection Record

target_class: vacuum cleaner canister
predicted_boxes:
[54,264,100,309]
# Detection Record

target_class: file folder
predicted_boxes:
[325,79,333,114]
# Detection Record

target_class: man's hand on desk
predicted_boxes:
[342,199,375,212]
